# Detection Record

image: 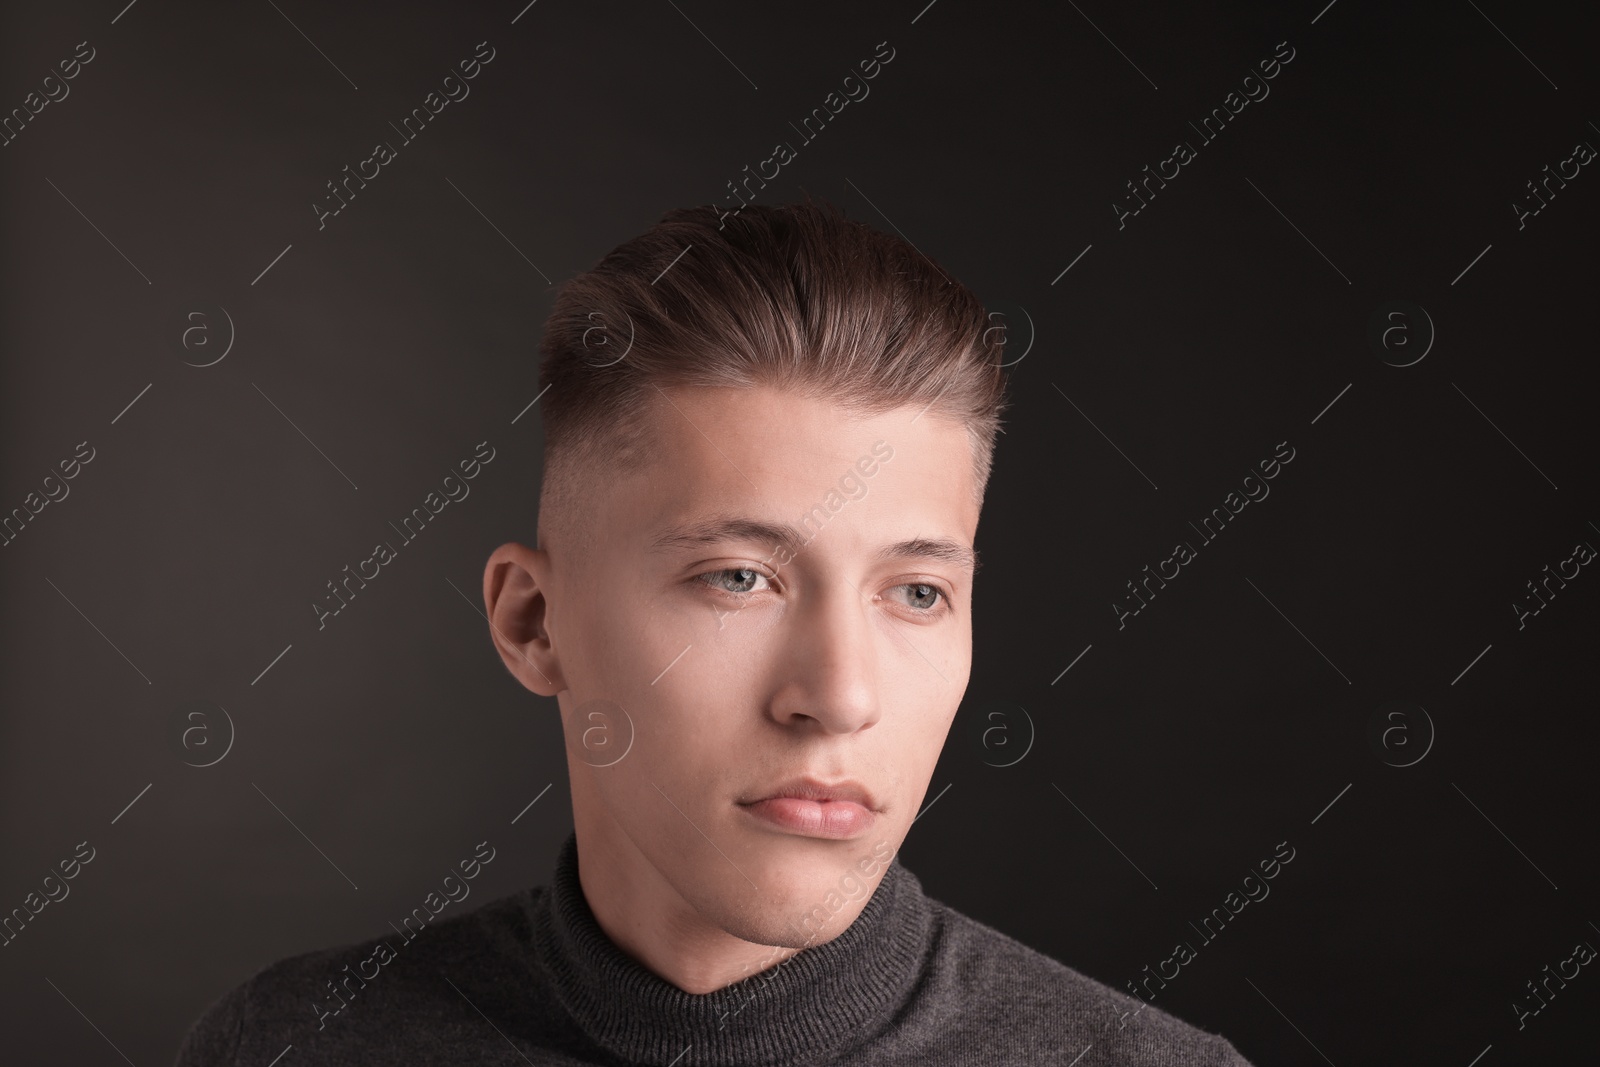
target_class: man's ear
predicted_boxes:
[482,542,564,696]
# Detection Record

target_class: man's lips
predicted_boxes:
[737,778,879,839]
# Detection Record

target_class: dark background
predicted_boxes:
[2,0,1596,1063]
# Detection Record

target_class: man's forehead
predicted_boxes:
[607,384,983,544]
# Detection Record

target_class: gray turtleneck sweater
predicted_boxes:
[174,834,1254,1066]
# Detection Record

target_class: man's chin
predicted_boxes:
[714,891,869,954]
[708,842,884,947]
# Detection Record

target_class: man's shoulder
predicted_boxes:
[175,887,540,1065]
[911,896,1254,1066]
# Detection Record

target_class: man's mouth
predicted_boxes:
[737,777,879,839]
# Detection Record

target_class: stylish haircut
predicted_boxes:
[534,197,1010,550]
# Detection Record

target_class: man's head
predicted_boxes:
[484,200,1009,966]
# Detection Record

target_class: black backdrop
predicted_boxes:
[2,1,1596,1063]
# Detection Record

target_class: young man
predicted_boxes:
[176,201,1254,1065]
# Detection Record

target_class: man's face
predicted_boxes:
[531,384,980,949]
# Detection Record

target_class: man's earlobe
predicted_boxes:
[482,543,564,696]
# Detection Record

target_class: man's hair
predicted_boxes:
[534,197,1010,549]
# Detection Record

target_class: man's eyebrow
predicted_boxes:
[648,518,980,574]
[882,537,981,575]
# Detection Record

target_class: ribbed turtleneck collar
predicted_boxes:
[528,832,933,1067]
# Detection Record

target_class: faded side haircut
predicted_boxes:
[534,197,1010,550]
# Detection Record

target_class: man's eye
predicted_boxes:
[697,568,770,595]
[695,571,951,615]
[892,582,950,615]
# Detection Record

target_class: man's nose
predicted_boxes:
[765,582,882,734]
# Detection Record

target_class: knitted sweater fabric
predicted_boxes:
[175,834,1255,1066]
